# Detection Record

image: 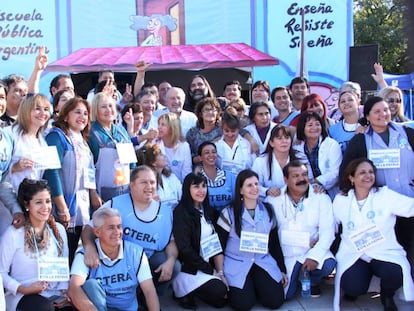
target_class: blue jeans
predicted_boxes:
[340,259,403,297]
[82,279,119,311]
[285,258,336,300]
[149,250,181,295]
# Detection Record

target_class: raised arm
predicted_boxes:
[371,62,388,89]
[133,62,152,97]
[27,46,48,94]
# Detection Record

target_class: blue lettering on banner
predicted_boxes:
[210,194,232,202]
[123,227,157,243]
[96,272,132,286]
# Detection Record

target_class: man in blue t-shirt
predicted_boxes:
[68,207,160,311]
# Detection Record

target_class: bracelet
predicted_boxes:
[216,270,224,277]
[57,210,68,216]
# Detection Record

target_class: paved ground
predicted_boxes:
[159,278,414,310]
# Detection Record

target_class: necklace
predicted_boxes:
[356,198,367,211]
[283,193,305,221]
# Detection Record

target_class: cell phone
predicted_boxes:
[48,295,67,304]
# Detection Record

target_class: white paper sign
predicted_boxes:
[83,168,96,189]
[368,149,400,169]
[281,229,310,248]
[349,224,385,252]
[38,257,69,282]
[240,231,269,254]
[33,146,61,169]
[200,233,222,260]
[116,143,137,164]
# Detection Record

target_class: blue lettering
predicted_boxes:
[124,227,157,243]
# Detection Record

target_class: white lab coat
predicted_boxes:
[332,187,414,311]
[267,186,335,294]
[293,136,342,197]
[252,153,287,198]
[243,122,277,154]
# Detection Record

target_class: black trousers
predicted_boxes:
[191,278,227,308]
[228,264,285,311]
[17,294,54,311]
[395,216,414,280]
[341,259,403,298]
[66,226,83,267]
[16,295,73,311]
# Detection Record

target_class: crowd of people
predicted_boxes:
[0,49,413,311]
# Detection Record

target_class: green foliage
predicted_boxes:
[354,0,409,73]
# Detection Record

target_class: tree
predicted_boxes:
[354,0,411,74]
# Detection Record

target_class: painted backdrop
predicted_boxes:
[0,0,353,95]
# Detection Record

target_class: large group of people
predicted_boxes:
[0,50,413,311]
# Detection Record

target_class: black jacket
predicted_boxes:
[173,203,221,275]
[339,125,414,187]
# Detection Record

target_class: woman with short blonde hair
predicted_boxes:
[378,86,408,122]
[6,94,50,191]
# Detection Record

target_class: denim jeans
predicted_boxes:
[149,250,181,295]
[82,279,122,311]
[285,258,336,300]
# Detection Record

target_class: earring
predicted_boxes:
[351,180,354,187]
[25,208,29,212]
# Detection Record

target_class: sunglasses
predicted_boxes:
[386,98,402,104]
[22,178,48,186]
[230,106,244,112]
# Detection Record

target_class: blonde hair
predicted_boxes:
[90,92,115,122]
[377,86,405,120]
[15,94,50,137]
[158,112,182,146]
[228,97,247,112]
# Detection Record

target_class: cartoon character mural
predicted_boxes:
[310,82,340,118]
[129,14,177,46]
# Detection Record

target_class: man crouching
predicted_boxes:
[68,207,160,311]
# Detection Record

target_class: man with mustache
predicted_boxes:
[266,160,336,300]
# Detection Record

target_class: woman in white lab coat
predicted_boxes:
[332,158,414,311]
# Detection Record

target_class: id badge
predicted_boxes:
[368,149,400,169]
[348,224,385,252]
[240,231,269,254]
[33,146,61,169]
[83,168,96,189]
[116,143,137,164]
[200,233,222,260]
[38,257,69,282]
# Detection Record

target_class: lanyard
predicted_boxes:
[283,192,305,221]
[32,224,63,258]
[346,190,376,231]
[232,145,239,160]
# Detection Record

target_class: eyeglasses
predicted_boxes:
[22,178,48,186]
[386,98,402,104]
[202,108,217,113]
